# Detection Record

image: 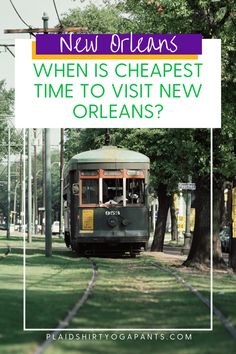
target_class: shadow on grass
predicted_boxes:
[46,323,236,354]
[52,324,236,354]
[0,247,75,267]
[70,286,211,329]
[1,249,236,354]
[2,253,212,331]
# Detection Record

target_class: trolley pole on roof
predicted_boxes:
[105,129,110,145]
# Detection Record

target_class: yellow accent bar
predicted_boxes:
[32,42,198,60]
[80,230,94,234]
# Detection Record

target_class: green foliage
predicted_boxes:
[61,0,236,188]
[64,128,106,160]
[61,4,133,33]
[0,81,23,217]
[117,0,236,185]
[0,80,14,116]
[0,80,14,158]
[116,128,210,191]
[65,128,210,192]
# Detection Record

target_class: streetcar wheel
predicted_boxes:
[130,250,136,258]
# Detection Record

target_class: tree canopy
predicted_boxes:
[62,0,235,267]
[0,80,14,158]
[65,128,210,194]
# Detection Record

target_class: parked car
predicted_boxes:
[220,226,230,253]
[52,221,60,235]
[0,223,7,230]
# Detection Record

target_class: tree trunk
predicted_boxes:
[170,194,177,241]
[151,184,172,252]
[183,177,210,267]
[213,185,226,266]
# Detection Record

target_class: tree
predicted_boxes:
[0,80,23,220]
[65,128,210,256]
[61,3,133,33]
[64,129,106,160]
[117,0,236,267]
[62,1,236,268]
[114,129,210,256]
[0,80,14,158]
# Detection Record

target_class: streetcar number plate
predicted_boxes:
[105,210,120,216]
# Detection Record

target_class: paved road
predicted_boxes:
[163,245,229,265]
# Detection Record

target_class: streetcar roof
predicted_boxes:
[68,145,150,169]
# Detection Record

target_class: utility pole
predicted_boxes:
[19,152,23,232]
[27,129,32,243]
[59,128,64,238]
[42,13,52,257]
[42,130,46,235]
[45,128,52,256]
[33,129,38,234]
[4,27,87,34]
[7,127,11,239]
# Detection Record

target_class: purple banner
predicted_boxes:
[36,34,202,55]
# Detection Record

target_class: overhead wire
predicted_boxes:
[8,0,36,37]
[52,0,63,28]
[9,0,32,29]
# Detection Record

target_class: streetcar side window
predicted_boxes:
[82,179,99,204]
[126,178,145,205]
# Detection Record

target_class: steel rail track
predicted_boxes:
[33,257,98,354]
[152,260,236,340]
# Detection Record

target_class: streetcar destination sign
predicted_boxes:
[178,183,196,190]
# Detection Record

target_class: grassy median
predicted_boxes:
[0,233,235,354]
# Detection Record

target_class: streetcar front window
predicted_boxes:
[103,178,123,204]
[82,179,99,204]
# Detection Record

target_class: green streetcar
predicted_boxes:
[63,145,150,256]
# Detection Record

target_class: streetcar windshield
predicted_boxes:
[103,178,123,204]
[80,170,146,206]
[102,178,145,205]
